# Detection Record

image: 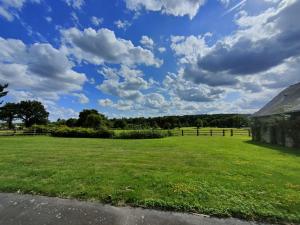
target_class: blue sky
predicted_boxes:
[0,0,299,120]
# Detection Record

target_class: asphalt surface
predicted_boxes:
[0,193,267,225]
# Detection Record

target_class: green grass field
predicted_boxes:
[0,136,299,223]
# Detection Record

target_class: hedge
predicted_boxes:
[51,127,114,138]
[115,130,172,139]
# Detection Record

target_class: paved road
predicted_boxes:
[0,193,267,225]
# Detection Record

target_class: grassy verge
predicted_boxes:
[0,136,299,223]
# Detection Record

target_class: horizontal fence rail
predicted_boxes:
[0,128,252,137]
[171,128,251,137]
[0,131,51,136]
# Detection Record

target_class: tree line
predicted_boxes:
[1,83,250,130]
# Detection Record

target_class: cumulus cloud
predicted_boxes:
[61,27,163,67]
[90,16,103,26]
[198,0,300,76]
[163,71,225,102]
[124,0,206,19]
[0,37,86,100]
[114,20,131,30]
[73,93,89,104]
[158,47,166,53]
[140,35,154,49]
[0,0,40,21]
[170,0,300,90]
[97,66,150,101]
[65,0,85,9]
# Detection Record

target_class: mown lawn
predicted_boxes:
[0,136,299,223]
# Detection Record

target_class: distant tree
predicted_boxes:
[17,101,49,127]
[162,122,172,130]
[84,114,106,129]
[55,118,66,126]
[0,84,8,105]
[195,118,203,128]
[0,102,18,129]
[66,118,78,127]
[113,119,127,129]
[77,109,100,127]
[77,109,109,129]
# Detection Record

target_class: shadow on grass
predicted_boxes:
[244,140,300,157]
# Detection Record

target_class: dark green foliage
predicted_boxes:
[55,119,67,126]
[17,101,49,127]
[0,83,8,105]
[116,130,171,139]
[66,118,78,127]
[110,114,250,129]
[0,102,18,129]
[85,114,106,129]
[24,125,54,134]
[52,127,114,138]
[195,118,203,128]
[113,119,127,129]
[77,109,110,128]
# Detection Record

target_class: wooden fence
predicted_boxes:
[0,128,252,137]
[0,130,50,136]
[171,128,251,137]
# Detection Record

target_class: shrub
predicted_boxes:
[51,127,114,138]
[24,125,54,134]
[116,130,172,139]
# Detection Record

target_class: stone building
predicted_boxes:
[252,83,300,148]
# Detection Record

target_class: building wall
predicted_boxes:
[252,114,298,148]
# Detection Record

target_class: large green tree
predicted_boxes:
[77,109,109,128]
[0,84,8,105]
[0,103,18,129]
[17,101,49,127]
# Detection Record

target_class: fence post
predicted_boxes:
[210,129,212,136]
[231,129,233,136]
[223,129,225,136]
[182,130,184,136]
[197,128,199,136]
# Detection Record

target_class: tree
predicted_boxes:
[77,109,100,127]
[113,119,127,129]
[85,114,105,129]
[66,118,78,127]
[17,101,49,127]
[0,102,18,129]
[77,109,109,128]
[0,84,8,105]
[195,118,204,128]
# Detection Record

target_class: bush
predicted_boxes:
[116,130,172,139]
[24,125,54,134]
[51,127,114,138]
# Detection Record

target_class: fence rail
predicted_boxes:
[0,131,50,136]
[0,128,252,137]
[171,128,251,137]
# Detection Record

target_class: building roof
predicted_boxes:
[253,82,300,117]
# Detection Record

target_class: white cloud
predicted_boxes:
[90,16,103,26]
[73,93,89,104]
[65,0,85,9]
[171,34,211,64]
[158,47,166,53]
[61,27,163,67]
[98,98,113,107]
[124,0,206,19]
[45,16,52,23]
[114,20,131,30]
[140,35,154,49]
[0,0,40,21]
[0,37,87,101]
